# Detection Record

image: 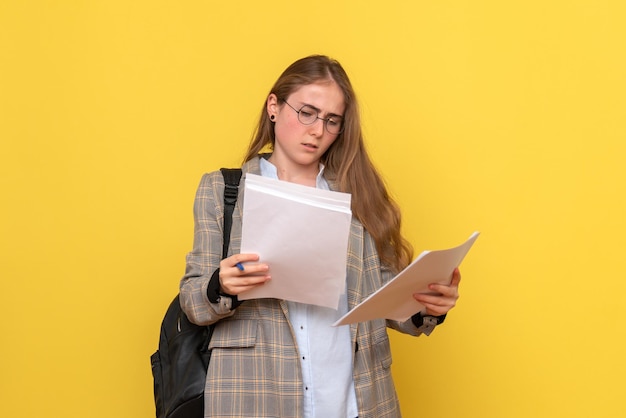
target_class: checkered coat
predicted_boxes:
[180,156,430,418]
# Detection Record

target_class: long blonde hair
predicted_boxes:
[244,55,413,273]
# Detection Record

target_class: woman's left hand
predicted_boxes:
[413,268,461,316]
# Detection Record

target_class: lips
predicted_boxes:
[301,142,319,150]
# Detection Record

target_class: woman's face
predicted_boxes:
[267,81,345,173]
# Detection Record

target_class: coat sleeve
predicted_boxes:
[179,171,236,325]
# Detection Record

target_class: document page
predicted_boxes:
[333,232,480,326]
[238,174,352,309]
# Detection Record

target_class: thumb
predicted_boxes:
[450,267,462,287]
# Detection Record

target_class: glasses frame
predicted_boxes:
[282,100,345,135]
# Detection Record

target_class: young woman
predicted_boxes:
[179,55,461,418]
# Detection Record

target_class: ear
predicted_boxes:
[267,93,279,119]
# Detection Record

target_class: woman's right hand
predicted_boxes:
[219,253,271,296]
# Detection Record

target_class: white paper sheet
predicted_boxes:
[333,231,480,326]
[237,174,352,309]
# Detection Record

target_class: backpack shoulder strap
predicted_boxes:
[219,168,242,258]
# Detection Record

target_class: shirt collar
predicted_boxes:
[259,157,328,190]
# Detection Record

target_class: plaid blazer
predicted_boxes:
[180,156,428,418]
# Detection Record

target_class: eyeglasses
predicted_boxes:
[282,100,345,135]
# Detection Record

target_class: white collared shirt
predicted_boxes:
[259,158,358,418]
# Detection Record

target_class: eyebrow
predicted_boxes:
[301,102,344,119]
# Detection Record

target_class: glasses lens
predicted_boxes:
[325,116,344,134]
[297,105,318,125]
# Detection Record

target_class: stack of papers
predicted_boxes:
[333,232,480,326]
[238,174,352,309]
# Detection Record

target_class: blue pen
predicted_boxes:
[235,262,244,271]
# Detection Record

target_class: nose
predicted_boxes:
[310,117,325,136]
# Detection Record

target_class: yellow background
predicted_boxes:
[1,1,625,417]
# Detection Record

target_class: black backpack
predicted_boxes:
[151,168,242,418]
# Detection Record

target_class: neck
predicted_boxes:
[267,155,319,187]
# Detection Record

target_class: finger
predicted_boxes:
[413,293,447,306]
[414,292,457,309]
[220,253,261,271]
[414,294,449,313]
[235,274,271,287]
[222,274,271,295]
[416,296,455,316]
[233,262,269,276]
[427,268,462,295]
[422,304,448,316]
[231,253,261,264]
[233,254,268,273]
[450,267,462,286]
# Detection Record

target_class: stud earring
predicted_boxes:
[270,115,275,121]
